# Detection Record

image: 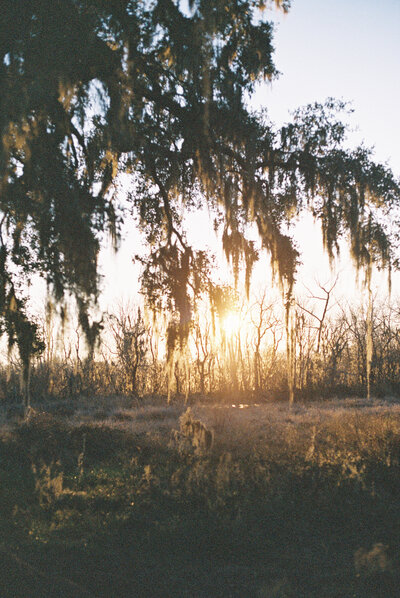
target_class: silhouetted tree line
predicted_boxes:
[1,1,399,409]
[2,294,400,405]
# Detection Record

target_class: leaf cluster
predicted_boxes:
[1,0,399,369]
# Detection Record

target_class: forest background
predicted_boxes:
[3,3,400,597]
[1,0,400,406]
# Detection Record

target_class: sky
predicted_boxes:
[99,0,400,311]
[257,0,400,171]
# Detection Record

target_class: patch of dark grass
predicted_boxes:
[2,406,400,596]
[11,412,71,465]
[134,406,181,421]
[112,410,134,422]
[69,424,138,466]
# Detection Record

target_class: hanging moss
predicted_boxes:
[1,2,399,404]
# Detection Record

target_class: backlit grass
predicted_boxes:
[1,397,400,597]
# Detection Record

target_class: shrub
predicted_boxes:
[173,407,213,453]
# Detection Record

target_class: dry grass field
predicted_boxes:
[1,395,400,597]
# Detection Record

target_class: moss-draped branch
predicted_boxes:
[0,0,399,367]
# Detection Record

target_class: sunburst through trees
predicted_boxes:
[1,0,400,403]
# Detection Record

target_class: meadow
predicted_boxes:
[1,395,400,597]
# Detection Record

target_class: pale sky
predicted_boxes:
[257,0,400,171]
[99,0,400,310]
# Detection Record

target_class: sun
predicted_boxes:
[221,311,241,338]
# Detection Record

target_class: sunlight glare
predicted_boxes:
[221,311,241,338]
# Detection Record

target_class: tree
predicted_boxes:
[250,291,277,392]
[1,0,399,401]
[109,305,148,396]
[193,312,213,396]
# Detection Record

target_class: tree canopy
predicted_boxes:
[1,0,400,373]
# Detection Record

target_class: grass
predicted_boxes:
[1,396,400,596]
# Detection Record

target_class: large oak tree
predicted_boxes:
[1,0,399,399]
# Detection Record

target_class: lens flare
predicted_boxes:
[221,311,241,337]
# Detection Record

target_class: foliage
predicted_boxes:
[173,406,213,452]
[2,400,400,596]
[3,291,400,403]
[1,0,400,381]
[108,305,148,395]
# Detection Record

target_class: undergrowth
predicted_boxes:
[0,402,400,597]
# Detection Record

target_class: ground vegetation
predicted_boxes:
[1,397,400,596]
